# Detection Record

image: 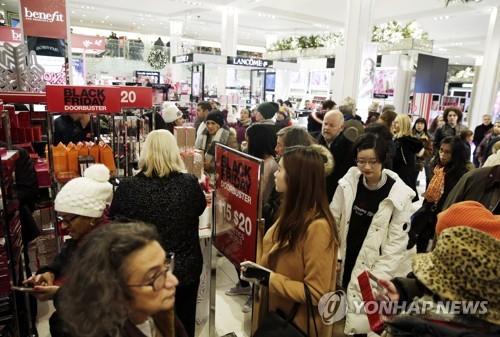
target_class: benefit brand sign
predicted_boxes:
[0,27,22,44]
[214,144,263,265]
[46,85,121,114]
[21,0,68,39]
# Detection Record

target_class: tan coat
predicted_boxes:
[255,218,338,337]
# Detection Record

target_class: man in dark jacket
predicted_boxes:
[53,114,96,145]
[318,110,355,201]
[443,164,500,214]
[473,115,493,167]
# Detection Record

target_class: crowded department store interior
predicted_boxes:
[0,0,499,336]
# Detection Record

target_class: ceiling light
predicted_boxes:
[82,14,86,17]
[105,15,110,19]
[101,20,104,23]
[80,19,83,22]
[1,3,6,6]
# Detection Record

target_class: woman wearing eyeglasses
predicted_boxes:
[329,133,415,336]
[57,221,187,337]
[22,164,113,337]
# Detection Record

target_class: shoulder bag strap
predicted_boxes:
[304,284,319,337]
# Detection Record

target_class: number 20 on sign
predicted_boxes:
[220,201,252,236]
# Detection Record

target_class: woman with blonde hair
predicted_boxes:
[392,114,424,200]
[110,130,206,337]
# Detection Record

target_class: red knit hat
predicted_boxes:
[436,201,500,239]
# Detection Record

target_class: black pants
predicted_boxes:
[175,280,200,337]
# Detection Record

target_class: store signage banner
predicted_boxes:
[227,56,273,68]
[0,27,22,44]
[46,85,121,114]
[20,0,68,39]
[214,144,262,265]
[119,86,153,108]
[173,53,193,63]
[71,34,105,53]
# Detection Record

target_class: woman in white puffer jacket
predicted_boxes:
[330,133,416,336]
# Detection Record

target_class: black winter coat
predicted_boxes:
[318,132,355,201]
[109,172,206,285]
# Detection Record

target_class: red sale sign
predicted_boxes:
[214,144,263,265]
[20,0,68,40]
[119,86,153,108]
[46,85,121,114]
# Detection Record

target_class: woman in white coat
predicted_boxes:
[330,133,415,336]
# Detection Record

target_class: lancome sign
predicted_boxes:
[21,0,68,39]
[227,56,273,68]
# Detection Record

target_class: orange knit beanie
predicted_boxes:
[436,201,500,239]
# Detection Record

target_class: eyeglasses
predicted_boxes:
[57,214,80,224]
[128,252,175,292]
[356,159,379,167]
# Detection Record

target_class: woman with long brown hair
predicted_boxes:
[242,145,338,337]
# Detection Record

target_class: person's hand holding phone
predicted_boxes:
[376,279,400,321]
[23,271,55,287]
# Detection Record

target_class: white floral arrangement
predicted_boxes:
[147,48,169,70]
[268,32,344,51]
[372,20,429,44]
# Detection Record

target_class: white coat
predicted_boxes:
[330,167,416,335]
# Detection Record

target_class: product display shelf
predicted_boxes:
[0,149,33,337]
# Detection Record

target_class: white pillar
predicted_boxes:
[220,7,238,57]
[218,7,238,96]
[332,0,374,102]
[470,7,500,127]
[169,21,184,63]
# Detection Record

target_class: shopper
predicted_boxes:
[378,108,397,132]
[473,114,494,167]
[244,145,338,337]
[411,117,433,187]
[275,125,316,157]
[159,103,184,133]
[428,114,445,138]
[409,136,468,252]
[275,109,292,131]
[318,110,355,201]
[330,133,415,336]
[195,110,238,175]
[308,100,335,135]
[226,124,279,311]
[378,226,500,337]
[365,123,396,170]
[460,128,474,165]
[194,101,212,135]
[365,102,380,125]
[53,113,98,145]
[234,108,251,144]
[477,121,500,166]
[109,130,206,337]
[339,103,361,122]
[24,164,113,337]
[433,107,465,155]
[57,222,187,337]
[392,114,424,200]
[484,141,500,167]
[443,164,500,214]
[254,102,279,126]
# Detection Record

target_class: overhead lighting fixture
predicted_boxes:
[105,15,110,19]
[1,3,6,6]
[433,15,450,20]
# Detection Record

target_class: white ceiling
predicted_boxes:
[3,0,500,65]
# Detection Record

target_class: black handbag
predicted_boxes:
[253,283,319,337]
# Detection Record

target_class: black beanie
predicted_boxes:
[206,110,225,127]
[257,102,279,120]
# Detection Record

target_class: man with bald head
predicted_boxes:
[319,110,356,200]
